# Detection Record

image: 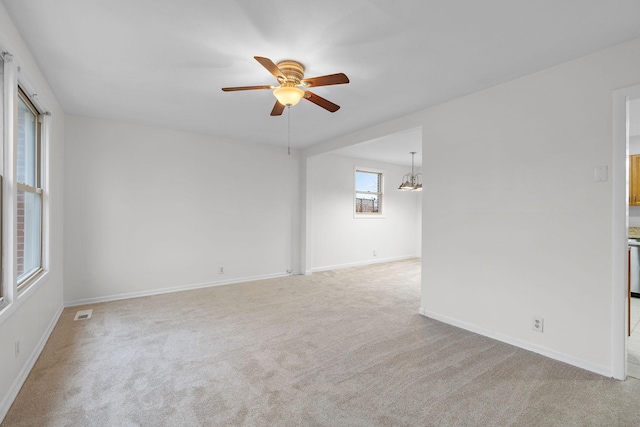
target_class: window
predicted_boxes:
[355,169,383,215]
[16,88,43,289]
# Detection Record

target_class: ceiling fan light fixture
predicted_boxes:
[273,85,304,106]
[222,56,349,115]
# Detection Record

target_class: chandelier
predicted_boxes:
[397,151,422,191]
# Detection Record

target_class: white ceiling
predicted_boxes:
[3,0,640,158]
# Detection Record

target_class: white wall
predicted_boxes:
[0,3,65,421]
[307,152,421,272]
[630,135,640,154]
[64,115,300,304]
[420,37,640,376]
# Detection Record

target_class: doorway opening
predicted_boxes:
[613,84,640,380]
[304,127,423,274]
[627,98,640,378]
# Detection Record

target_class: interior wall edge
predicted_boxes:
[420,36,640,374]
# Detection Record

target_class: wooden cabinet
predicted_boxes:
[631,155,640,205]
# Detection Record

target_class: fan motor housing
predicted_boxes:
[277,60,305,84]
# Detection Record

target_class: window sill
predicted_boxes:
[17,268,46,297]
[354,213,386,219]
[0,270,50,327]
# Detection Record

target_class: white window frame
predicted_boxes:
[0,49,52,321]
[15,86,45,292]
[0,54,4,307]
[354,167,385,218]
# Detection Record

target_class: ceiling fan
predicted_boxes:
[222,56,349,116]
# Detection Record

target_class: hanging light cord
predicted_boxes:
[287,105,291,155]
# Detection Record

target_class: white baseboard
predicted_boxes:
[310,255,419,274]
[64,271,293,307]
[419,307,612,378]
[0,305,63,424]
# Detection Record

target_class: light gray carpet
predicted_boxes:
[3,259,640,426]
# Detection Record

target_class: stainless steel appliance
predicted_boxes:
[629,239,640,297]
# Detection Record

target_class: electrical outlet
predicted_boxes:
[219,266,224,274]
[532,316,544,333]
[15,341,20,358]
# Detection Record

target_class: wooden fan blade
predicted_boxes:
[270,101,285,116]
[304,91,340,112]
[302,73,349,87]
[221,85,273,92]
[254,56,286,81]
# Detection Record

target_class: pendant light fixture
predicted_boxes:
[398,151,422,191]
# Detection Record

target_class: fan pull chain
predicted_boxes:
[287,105,291,156]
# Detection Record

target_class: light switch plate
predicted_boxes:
[594,165,608,182]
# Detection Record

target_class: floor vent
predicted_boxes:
[74,309,93,321]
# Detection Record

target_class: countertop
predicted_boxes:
[630,227,640,239]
